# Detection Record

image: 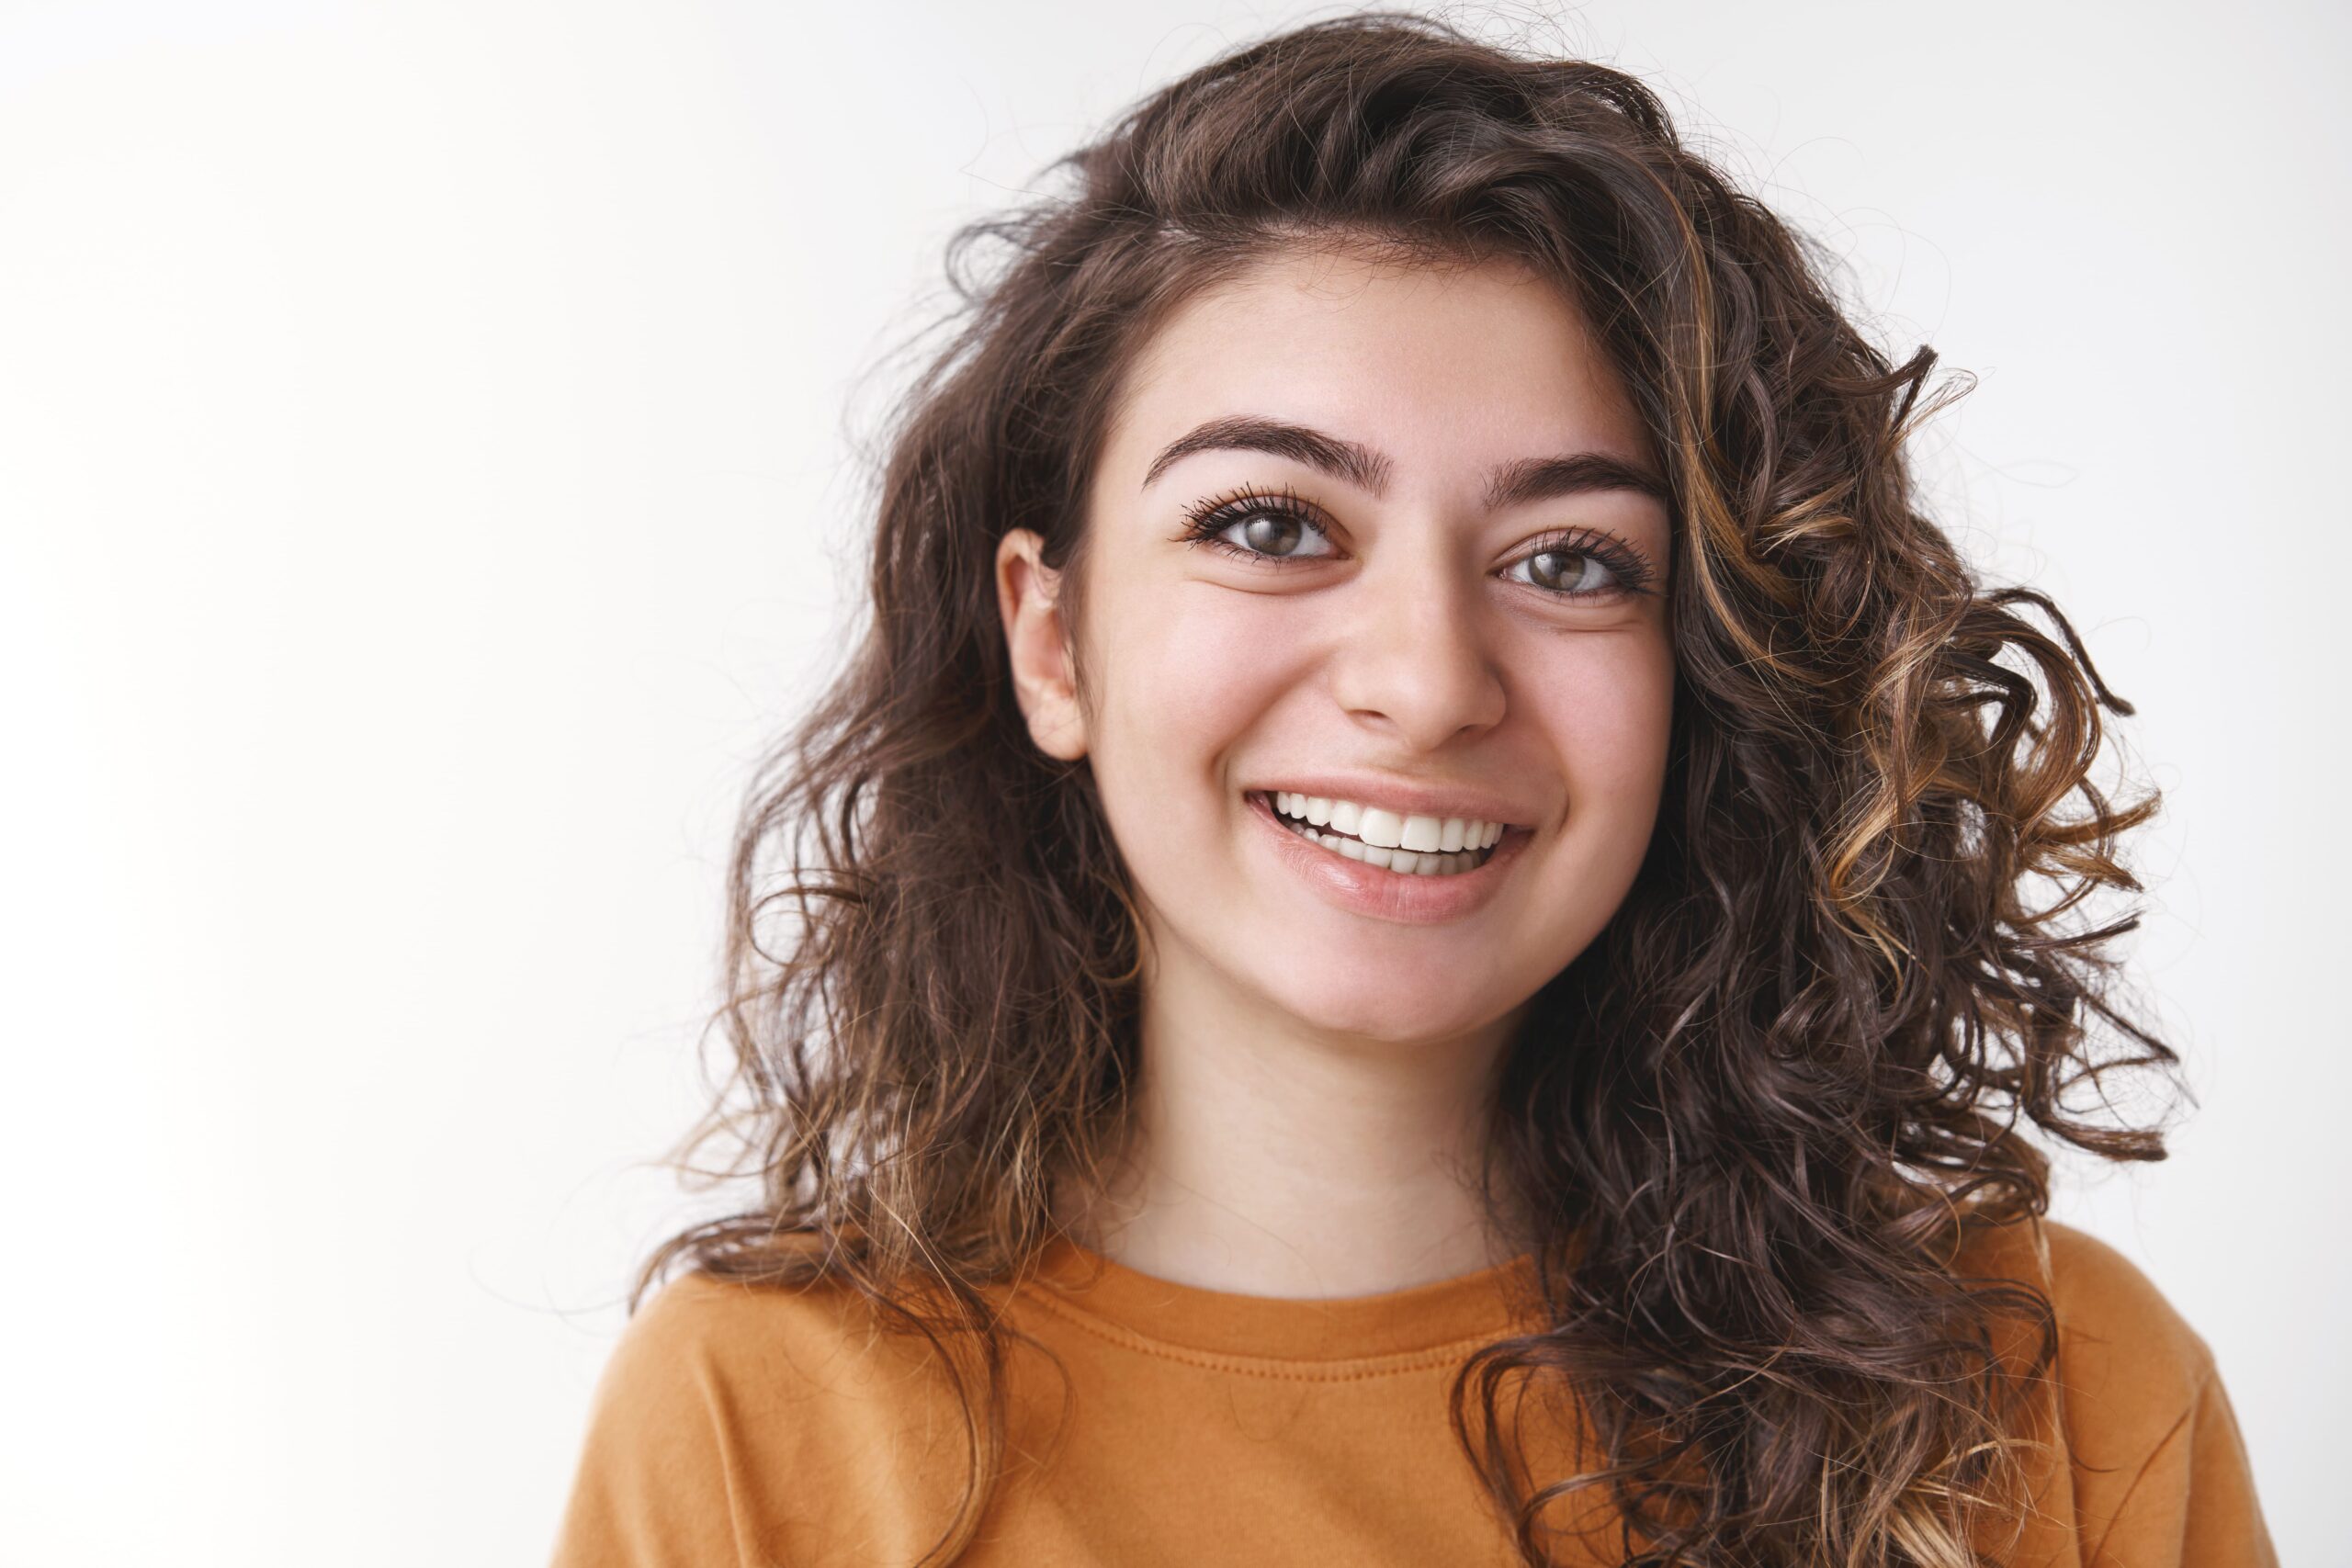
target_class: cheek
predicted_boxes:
[1084,585,1307,830]
[1519,629,1676,835]
[1484,630,1673,992]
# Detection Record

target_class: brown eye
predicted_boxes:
[1521,547,1615,594]
[1187,501,1337,560]
[1232,510,1315,557]
[1176,487,1342,565]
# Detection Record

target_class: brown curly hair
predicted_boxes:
[638,13,2180,1565]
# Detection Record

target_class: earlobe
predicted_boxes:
[995,529,1089,761]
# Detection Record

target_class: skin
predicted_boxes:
[996,245,1676,1299]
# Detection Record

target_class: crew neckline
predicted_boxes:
[1017,1235,1545,1365]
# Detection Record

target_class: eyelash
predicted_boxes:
[1173,484,1660,602]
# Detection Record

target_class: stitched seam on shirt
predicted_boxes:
[2084,1358,2214,1565]
[1013,1286,1501,1381]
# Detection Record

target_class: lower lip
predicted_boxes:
[1242,790,1529,925]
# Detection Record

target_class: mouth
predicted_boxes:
[1244,789,1509,877]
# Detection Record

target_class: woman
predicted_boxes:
[549,15,2274,1566]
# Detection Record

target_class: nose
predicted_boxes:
[1327,547,1507,751]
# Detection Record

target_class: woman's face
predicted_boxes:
[1000,246,1676,1049]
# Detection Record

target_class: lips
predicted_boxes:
[1241,787,1528,924]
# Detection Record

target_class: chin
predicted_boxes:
[1263,966,1527,1049]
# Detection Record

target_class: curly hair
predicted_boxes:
[637,14,2179,1565]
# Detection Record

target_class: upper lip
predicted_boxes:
[1246,773,1531,828]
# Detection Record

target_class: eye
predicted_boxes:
[1175,487,1339,562]
[1221,508,1331,558]
[1501,533,1657,603]
[1510,547,1620,596]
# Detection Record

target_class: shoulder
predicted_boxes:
[604,1264,883,1391]
[1949,1215,2258,1554]
[2037,1217,2211,1364]
[574,1269,771,1420]
[1954,1215,2215,1426]
[1996,1221,2278,1564]
[590,1261,967,1450]
[550,1263,975,1567]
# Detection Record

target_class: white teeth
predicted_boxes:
[1265,791,1510,877]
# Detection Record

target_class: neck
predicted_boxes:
[1061,938,1533,1300]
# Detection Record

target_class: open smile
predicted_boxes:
[1253,790,1501,876]
[1241,789,1532,924]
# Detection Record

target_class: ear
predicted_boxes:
[995,529,1089,761]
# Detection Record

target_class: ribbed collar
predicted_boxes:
[1016,1236,1545,1366]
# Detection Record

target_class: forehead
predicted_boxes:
[1103,246,1655,479]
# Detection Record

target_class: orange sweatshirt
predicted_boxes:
[547,1218,2275,1566]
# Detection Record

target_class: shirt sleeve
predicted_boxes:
[546,1274,752,1568]
[2085,1358,2278,1568]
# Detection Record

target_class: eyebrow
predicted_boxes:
[1139,413,1670,510]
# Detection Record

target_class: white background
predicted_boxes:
[2,2,2341,1563]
